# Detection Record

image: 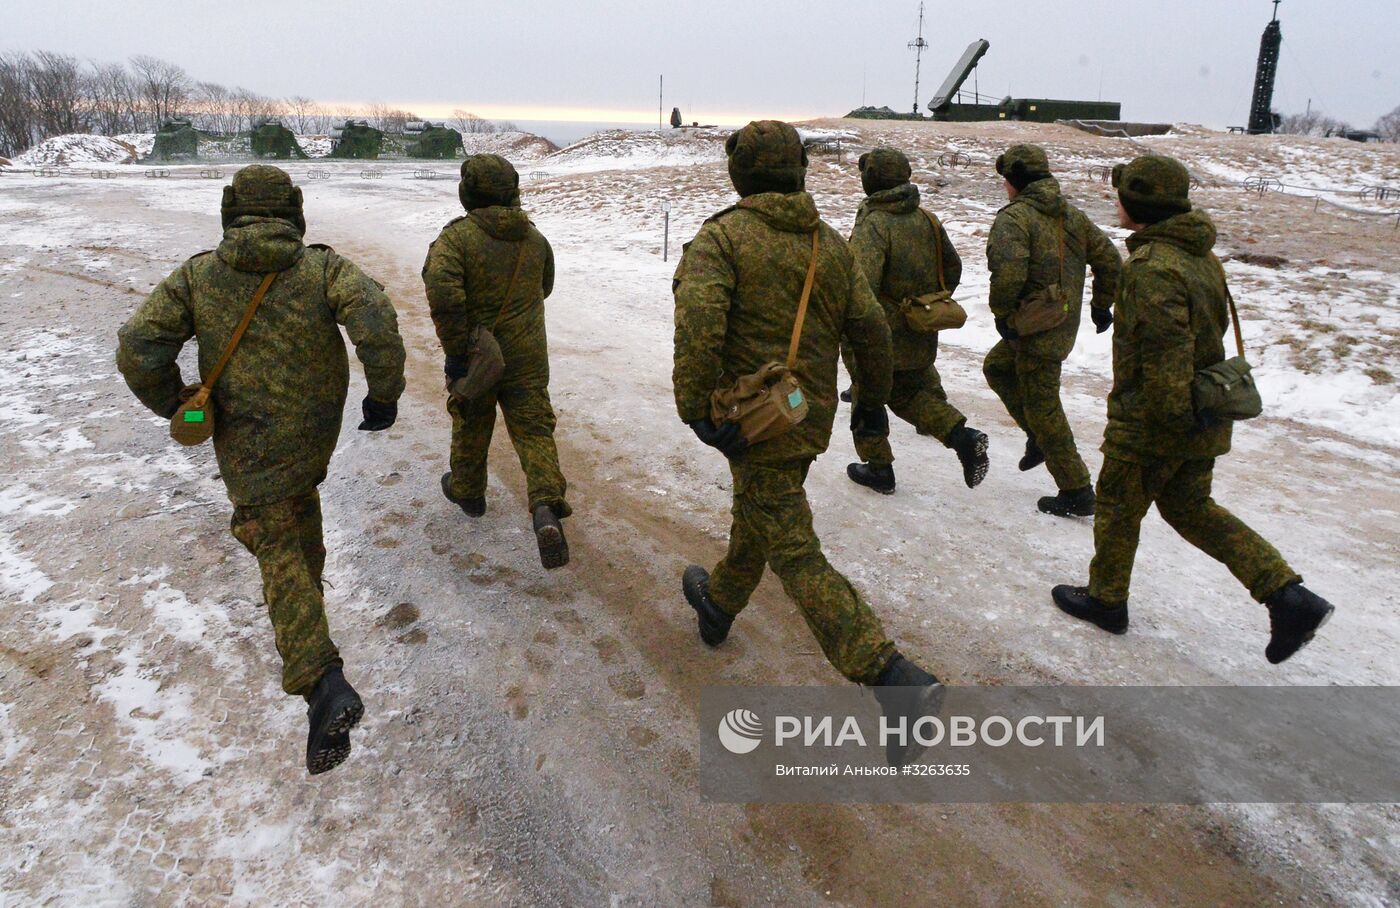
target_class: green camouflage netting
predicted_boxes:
[149,119,199,160]
[409,126,464,160]
[331,122,384,159]
[251,123,308,160]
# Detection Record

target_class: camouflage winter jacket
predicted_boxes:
[422,205,556,390]
[1103,209,1233,462]
[986,177,1122,361]
[849,182,962,372]
[673,191,893,466]
[116,216,407,507]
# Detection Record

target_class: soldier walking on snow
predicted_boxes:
[672,121,943,765]
[1052,154,1335,663]
[983,144,1122,517]
[423,154,572,569]
[117,165,407,774]
[840,146,990,495]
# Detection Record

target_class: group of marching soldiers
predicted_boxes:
[116,119,1337,774]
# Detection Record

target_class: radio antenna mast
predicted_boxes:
[908,3,928,116]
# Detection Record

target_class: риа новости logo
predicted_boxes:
[717,708,763,754]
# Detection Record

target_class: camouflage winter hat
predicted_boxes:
[995,143,1052,190]
[1113,154,1193,224]
[725,120,808,197]
[221,164,305,234]
[459,154,520,210]
[859,146,912,195]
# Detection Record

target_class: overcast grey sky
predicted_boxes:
[7,0,1396,128]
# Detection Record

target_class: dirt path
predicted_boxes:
[1,162,1394,906]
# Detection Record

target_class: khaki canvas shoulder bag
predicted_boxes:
[709,230,818,445]
[1007,214,1071,337]
[900,209,968,334]
[448,242,526,403]
[169,271,278,446]
[1191,256,1262,421]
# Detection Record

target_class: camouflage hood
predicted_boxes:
[216,216,306,274]
[1012,176,1067,219]
[1126,208,1217,258]
[469,205,532,242]
[857,183,920,221]
[735,191,821,234]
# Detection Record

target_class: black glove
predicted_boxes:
[689,418,748,458]
[994,317,1020,342]
[358,396,397,431]
[850,402,889,439]
[1091,306,1114,334]
[444,354,469,381]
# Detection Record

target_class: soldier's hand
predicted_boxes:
[358,396,397,432]
[1091,307,1114,334]
[444,354,469,381]
[994,317,1019,342]
[851,402,890,439]
[689,418,748,458]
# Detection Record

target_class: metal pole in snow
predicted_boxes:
[662,200,672,261]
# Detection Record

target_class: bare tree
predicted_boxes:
[453,109,497,133]
[29,51,87,137]
[86,60,138,135]
[0,52,36,156]
[1375,104,1400,142]
[285,95,318,134]
[129,55,190,129]
[1277,109,1352,137]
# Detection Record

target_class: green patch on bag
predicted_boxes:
[183,410,206,424]
[787,389,804,409]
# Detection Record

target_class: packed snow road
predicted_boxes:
[1,122,1397,906]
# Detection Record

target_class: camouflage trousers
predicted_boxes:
[707,459,896,684]
[447,386,571,516]
[841,345,966,466]
[230,490,341,697]
[1088,456,1300,606]
[982,340,1091,490]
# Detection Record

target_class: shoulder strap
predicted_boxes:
[203,271,277,391]
[918,208,948,293]
[786,230,821,369]
[1212,256,1247,358]
[1057,215,1067,282]
[491,242,529,332]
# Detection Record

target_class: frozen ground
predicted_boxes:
[0,120,1397,906]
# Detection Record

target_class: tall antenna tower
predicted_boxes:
[1247,0,1283,134]
[908,3,928,116]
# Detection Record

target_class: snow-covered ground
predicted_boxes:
[0,120,1396,905]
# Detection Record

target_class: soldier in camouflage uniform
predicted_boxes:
[840,146,989,494]
[1053,155,1335,663]
[984,144,1122,516]
[673,121,942,765]
[423,154,571,569]
[116,165,406,774]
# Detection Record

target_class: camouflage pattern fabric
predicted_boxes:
[985,175,1121,362]
[231,490,342,696]
[1102,209,1233,463]
[706,460,896,683]
[983,175,1120,490]
[848,361,966,466]
[672,190,893,466]
[983,341,1091,490]
[423,201,568,514]
[422,205,556,388]
[447,388,570,516]
[1088,456,1300,605]
[848,182,962,373]
[117,216,407,507]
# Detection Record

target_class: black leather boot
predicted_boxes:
[1051,585,1129,634]
[682,565,734,646]
[533,505,569,569]
[872,653,945,768]
[1018,435,1045,472]
[1263,582,1334,664]
[305,666,363,775]
[1038,485,1096,517]
[440,472,485,517]
[847,462,896,495]
[947,424,989,489]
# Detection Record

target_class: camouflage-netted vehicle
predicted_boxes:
[251,121,307,160]
[409,125,464,159]
[331,121,384,159]
[149,118,199,160]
